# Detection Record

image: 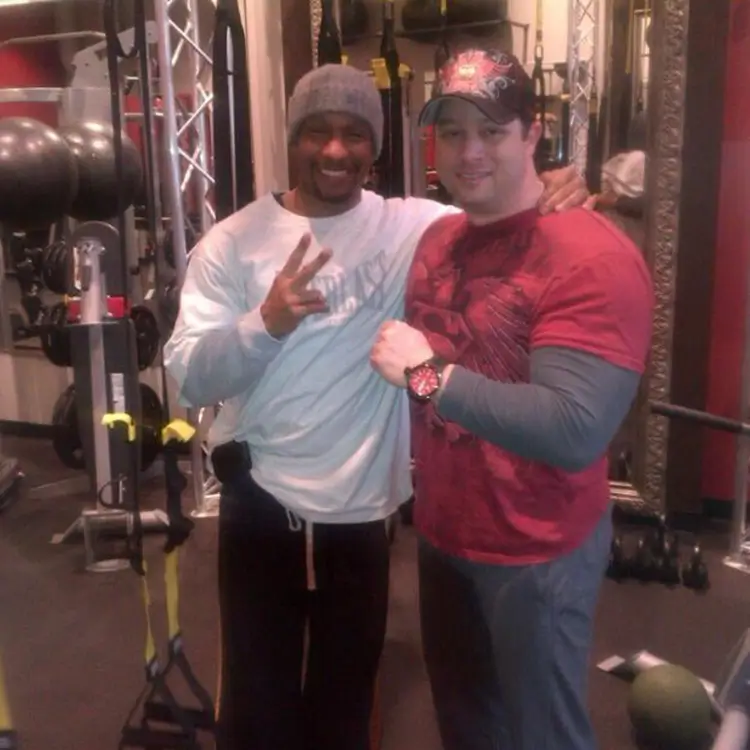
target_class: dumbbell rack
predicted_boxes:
[49,229,168,573]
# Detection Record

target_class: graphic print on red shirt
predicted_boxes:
[406,207,653,564]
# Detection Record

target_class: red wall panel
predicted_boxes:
[702,0,750,500]
[0,5,67,127]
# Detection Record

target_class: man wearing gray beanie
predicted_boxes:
[165,61,589,750]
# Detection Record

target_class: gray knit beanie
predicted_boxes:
[287,64,384,156]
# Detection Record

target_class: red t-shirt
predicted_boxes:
[405,207,653,564]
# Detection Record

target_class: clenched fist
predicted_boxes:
[370,320,434,387]
[261,233,332,338]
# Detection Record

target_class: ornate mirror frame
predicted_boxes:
[612,0,688,516]
[305,0,691,517]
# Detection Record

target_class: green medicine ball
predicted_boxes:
[627,664,713,749]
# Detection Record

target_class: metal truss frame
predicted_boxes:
[153,0,219,518]
[567,0,599,175]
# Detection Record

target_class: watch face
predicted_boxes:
[409,364,440,399]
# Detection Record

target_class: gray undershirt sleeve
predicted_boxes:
[435,346,641,472]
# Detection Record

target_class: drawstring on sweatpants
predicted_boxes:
[285,509,302,532]
[285,509,317,591]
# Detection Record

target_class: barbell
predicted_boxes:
[650,401,750,436]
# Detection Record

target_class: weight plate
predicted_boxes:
[39,302,72,368]
[40,241,73,295]
[130,305,161,371]
[51,385,85,470]
[139,383,165,472]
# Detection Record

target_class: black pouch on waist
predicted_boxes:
[211,440,251,484]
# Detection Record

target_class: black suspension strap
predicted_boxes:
[585,76,602,193]
[616,0,636,150]
[102,0,145,529]
[532,0,546,170]
[371,0,405,198]
[426,0,452,203]
[212,0,255,221]
[434,0,451,73]
[557,70,571,167]
[318,0,345,64]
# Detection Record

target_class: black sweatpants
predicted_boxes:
[216,472,391,750]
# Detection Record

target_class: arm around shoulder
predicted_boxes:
[163,232,284,407]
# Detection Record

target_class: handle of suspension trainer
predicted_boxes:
[650,401,750,436]
[99,413,137,508]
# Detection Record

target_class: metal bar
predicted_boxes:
[650,402,750,436]
[0,31,105,50]
[0,87,65,104]
[648,400,750,573]
[153,2,189,285]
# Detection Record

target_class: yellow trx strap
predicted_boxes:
[102,414,214,749]
[0,651,18,749]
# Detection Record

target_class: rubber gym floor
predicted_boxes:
[0,435,747,750]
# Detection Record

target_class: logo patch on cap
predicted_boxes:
[440,50,517,99]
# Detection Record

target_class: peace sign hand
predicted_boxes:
[260,233,332,338]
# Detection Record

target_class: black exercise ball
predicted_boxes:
[58,120,144,222]
[0,117,79,231]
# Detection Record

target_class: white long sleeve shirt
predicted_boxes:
[163,190,456,524]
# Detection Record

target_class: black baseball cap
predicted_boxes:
[418,49,536,127]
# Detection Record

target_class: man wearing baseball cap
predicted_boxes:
[165,59,589,749]
[371,50,654,750]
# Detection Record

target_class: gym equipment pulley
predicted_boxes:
[50,383,164,472]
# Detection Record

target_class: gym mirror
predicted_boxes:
[308,0,687,518]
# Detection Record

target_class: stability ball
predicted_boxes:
[58,120,144,222]
[627,664,713,750]
[0,117,79,231]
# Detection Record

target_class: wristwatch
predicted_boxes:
[405,357,447,403]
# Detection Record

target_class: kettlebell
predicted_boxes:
[633,533,655,582]
[606,533,629,581]
[682,544,710,591]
